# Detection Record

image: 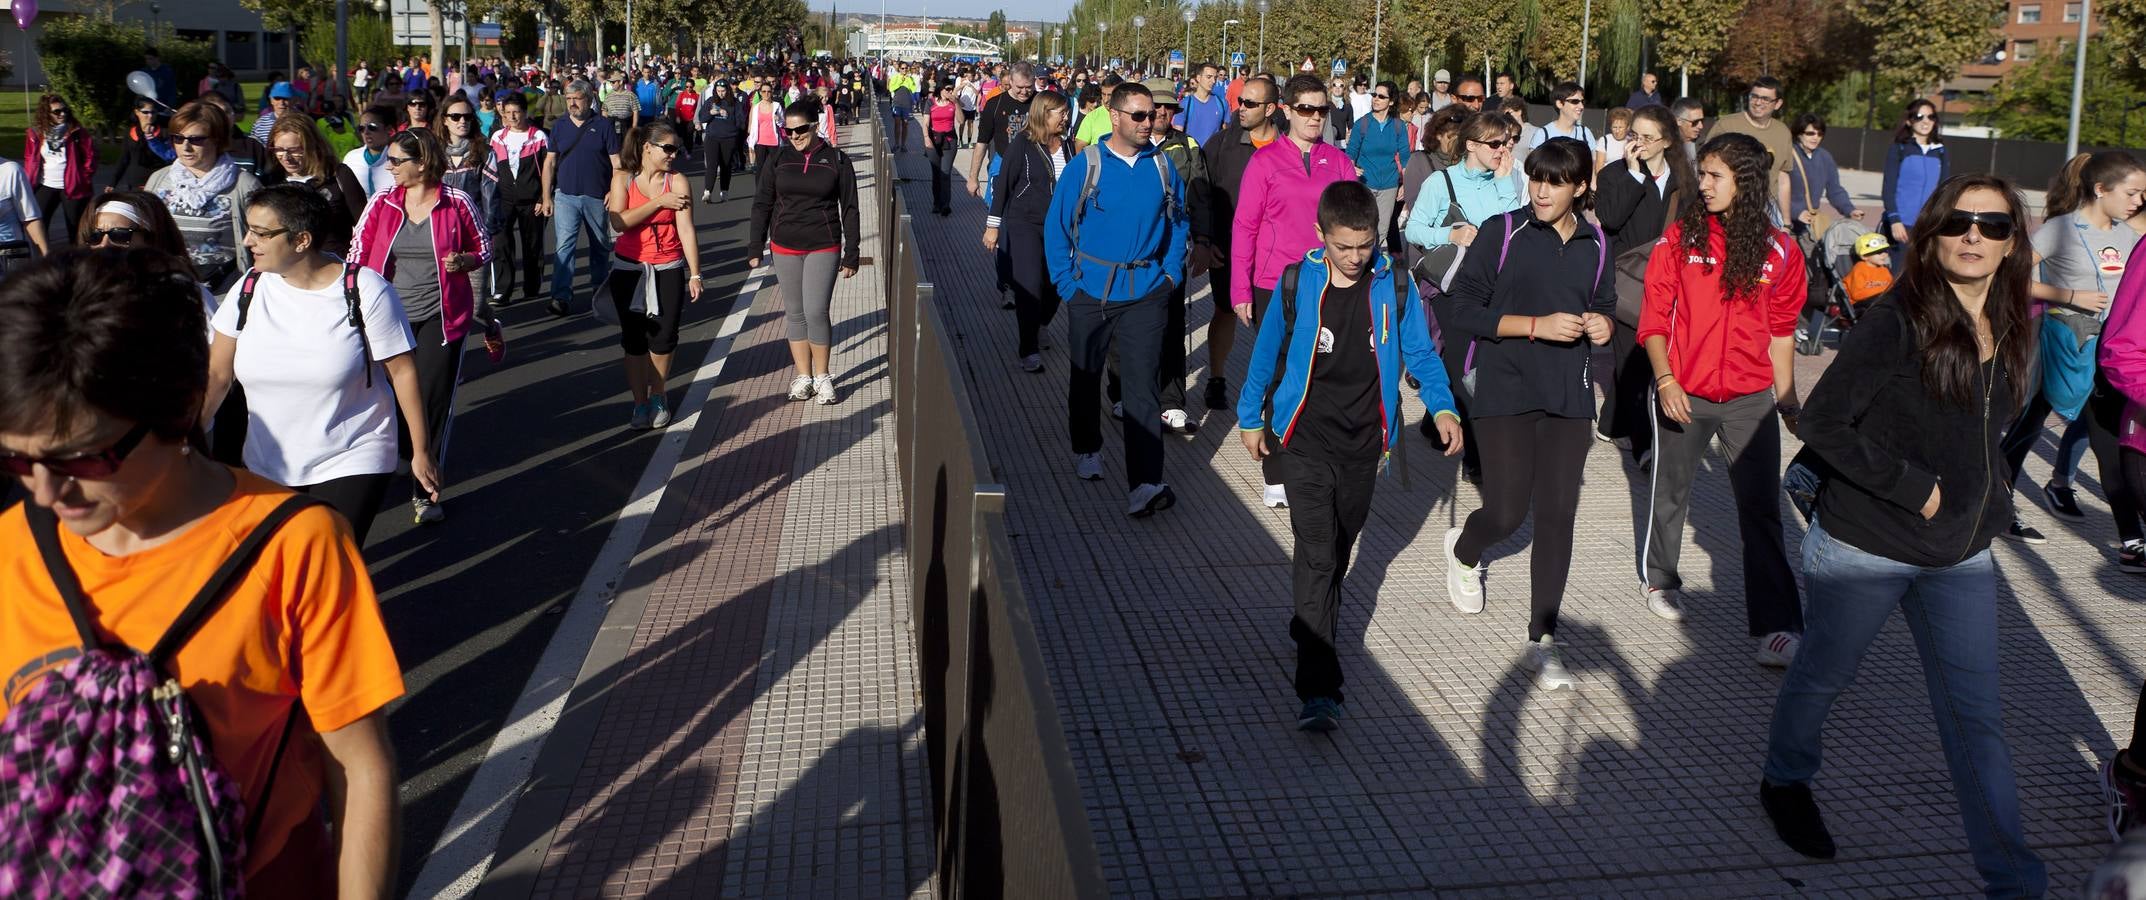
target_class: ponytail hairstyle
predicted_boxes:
[1631,105,1697,211]
[1677,132,1777,302]
[621,119,681,176]
[2043,151,2146,220]
[1889,174,2037,410]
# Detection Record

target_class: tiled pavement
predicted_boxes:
[888,137,2145,896]
[499,127,935,898]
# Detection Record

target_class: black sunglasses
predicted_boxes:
[360,122,389,132]
[1469,137,1511,150]
[1290,104,1329,118]
[1116,108,1155,122]
[1934,210,2015,242]
[1372,93,1393,100]
[651,142,681,155]
[86,226,140,246]
[1238,96,1270,108]
[1454,94,1483,103]
[1910,112,1937,122]
[171,133,215,147]
[444,112,472,121]
[784,123,817,136]
[2,423,153,479]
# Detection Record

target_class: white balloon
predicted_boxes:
[126,70,156,100]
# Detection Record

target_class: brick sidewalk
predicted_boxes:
[487,128,934,899]
[892,139,2139,895]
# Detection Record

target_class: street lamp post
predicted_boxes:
[1578,0,1592,89]
[1222,19,1239,70]
[1369,0,1381,78]
[1183,8,1195,74]
[1257,0,1266,72]
[1098,21,1107,67]
[1133,15,1144,72]
[2066,0,2092,157]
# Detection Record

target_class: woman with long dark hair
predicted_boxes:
[983,90,1072,373]
[434,93,501,322]
[605,120,703,430]
[1881,99,1948,254]
[750,100,860,405]
[925,81,960,216]
[24,92,93,246]
[1593,104,1695,466]
[1760,174,2046,898]
[1638,132,1806,658]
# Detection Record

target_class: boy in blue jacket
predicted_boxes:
[1237,181,1464,732]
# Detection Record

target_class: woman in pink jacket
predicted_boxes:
[1229,73,1357,508]
[2095,239,2146,840]
[347,127,492,525]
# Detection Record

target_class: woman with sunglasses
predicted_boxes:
[205,184,439,542]
[0,247,408,899]
[406,91,438,132]
[347,127,491,525]
[1344,80,1410,247]
[1230,75,1357,508]
[745,85,784,172]
[605,121,702,430]
[110,99,175,192]
[750,100,860,405]
[25,93,95,246]
[145,101,261,292]
[76,191,211,341]
[1759,175,2045,898]
[342,105,401,197]
[433,95,502,319]
[266,114,366,258]
[1880,100,1949,256]
[1401,110,1522,486]
[1638,133,1806,657]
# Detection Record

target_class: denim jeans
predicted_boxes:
[550,192,612,304]
[1764,520,2046,898]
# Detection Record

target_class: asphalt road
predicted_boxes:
[363,155,757,895]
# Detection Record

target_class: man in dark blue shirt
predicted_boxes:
[542,79,623,317]
[1625,72,1664,110]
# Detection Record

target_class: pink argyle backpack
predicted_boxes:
[0,496,318,899]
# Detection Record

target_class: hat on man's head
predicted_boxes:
[1144,78,1179,106]
[268,83,299,100]
[1434,69,1451,84]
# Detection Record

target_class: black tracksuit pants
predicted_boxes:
[397,317,465,500]
[705,131,741,193]
[495,200,545,301]
[1279,446,1380,703]
[1107,279,1188,413]
[1454,413,1593,641]
[1068,283,1170,488]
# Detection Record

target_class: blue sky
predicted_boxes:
[809,0,1073,24]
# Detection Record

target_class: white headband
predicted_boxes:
[97,201,149,228]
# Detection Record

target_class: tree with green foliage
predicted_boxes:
[1975,38,2146,145]
[38,17,212,131]
[1650,0,1745,89]
[1842,0,2005,95]
[2103,0,2146,92]
[301,14,396,77]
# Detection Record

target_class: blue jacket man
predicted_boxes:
[1044,84,1190,518]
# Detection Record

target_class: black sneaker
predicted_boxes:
[2045,481,2087,521]
[1461,462,1482,486]
[2122,540,2146,574]
[1203,377,1228,412]
[2005,518,2048,544]
[1297,697,1343,732]
[1759,780,1837,859]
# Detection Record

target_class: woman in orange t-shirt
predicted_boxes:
[0,248,406,900]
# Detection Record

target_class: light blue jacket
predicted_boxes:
[1237,249,1458,459]
[1403,160,1521,250]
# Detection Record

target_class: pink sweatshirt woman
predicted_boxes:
[2097,240,2146,453]
[1228,137,1355,308]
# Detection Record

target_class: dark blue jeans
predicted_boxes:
[1764,520,2046,898]
[1066,283,1170,488]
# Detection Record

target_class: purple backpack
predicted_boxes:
[0,496,319,899]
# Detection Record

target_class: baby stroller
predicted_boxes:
[1793,218,1876,356]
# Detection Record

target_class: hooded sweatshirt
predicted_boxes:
[1229,137,1353,306]
[2098,241,2146,454]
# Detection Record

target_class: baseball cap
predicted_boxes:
[268,82,299,100]
[1144,77,1179,106]
[1434,69,1451,84]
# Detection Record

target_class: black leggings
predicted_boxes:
[33,186,88,246]
[298,472,393,547]
[1453,412,1593,641]
[704,132,740,193]
[397,317,464,500]
[2084,376,2145,543]
[608,264,688,355]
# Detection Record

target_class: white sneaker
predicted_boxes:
[1527,636,1576,689]
[1262,484,1289,508]
[718,190,727,202]
[1443,526,1485,613]
[648,394,671,428]
[700,189,712,202]
[1127,482,1176,518]
[787,374,815,401]
[1757,631,1801,668]
[1074,452,1104,481]
[1643,585,1685,622]
[1161,409,1189,432]
[1111,401,1124,419]
[813,374,838,405]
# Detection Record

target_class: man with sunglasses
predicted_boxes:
[1706,75,1795,225]
[1045,80,1190,518]
[542,80,623,318]
[252,83,298,145]
[1672,97,1706,164]
[1198,75,1278,418]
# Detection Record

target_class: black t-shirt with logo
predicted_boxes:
[979,90,1031,160]
[1291,275,1382,462]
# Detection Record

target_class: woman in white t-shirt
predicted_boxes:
[201,183,439,545]
[342,105,399,197]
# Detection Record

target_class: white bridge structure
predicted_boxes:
[857,26,1004,60]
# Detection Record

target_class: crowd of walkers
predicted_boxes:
[0,40,2144,897]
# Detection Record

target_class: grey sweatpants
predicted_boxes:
[773,250,840,344]
[1641,387,1803,637]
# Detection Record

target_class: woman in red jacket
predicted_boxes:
[24,93,94,246]
[1638,132,1807,666]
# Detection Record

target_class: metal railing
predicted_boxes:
[865,96,1108,899]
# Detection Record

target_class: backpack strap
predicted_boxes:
[343,262,375,389]
[233,268,265,331]
[147,495,326,667]
[25,504,103,649]
[1495,210,1518,272]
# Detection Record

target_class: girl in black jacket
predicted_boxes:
[1759,174,2046,898]
[749,101,861,406]
[1591,104,1692,463]
[982,91,1071,371]
[697,82,747,200]
[110,99,175,192]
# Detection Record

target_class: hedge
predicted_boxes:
[38,18,213,133]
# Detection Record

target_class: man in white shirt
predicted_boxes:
[0,156,48,271]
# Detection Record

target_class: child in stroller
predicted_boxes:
[1794,218,1881,356]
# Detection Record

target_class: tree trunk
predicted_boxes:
[428,1,446,79]
[289,23,299,74]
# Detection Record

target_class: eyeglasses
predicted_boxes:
[1748,94,1780,105]
[784,123,817,136]
[1238,96,1270,108]
[1468,137,1511,150]
[1454,94,1483,103]
[86,226,140,246]
[2,423,152,479]
[1910,112,1937,122]
[1631,132,1665,145]
[1799,130,1823,138]
[408,99,433,108]
[360,122,389,132]
[246,226,290,241]
[1116,108,1155,122]
[1678,117,1704,127]
[171,133,214,147]
[272,145,309,157]
[383,154,416,167]
[1934,210,2015,242]
[1289,104,1329,118]
[651,142,681,155]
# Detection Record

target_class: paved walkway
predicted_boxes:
[891,138,2138,895]
[473,126,935,899]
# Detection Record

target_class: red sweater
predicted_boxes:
[1637,218,1806,402]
